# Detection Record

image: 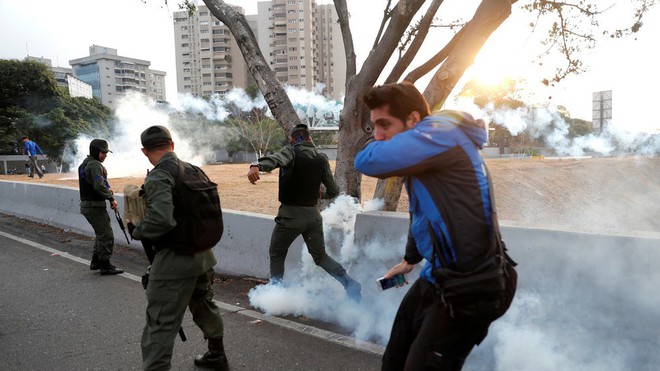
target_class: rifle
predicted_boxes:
[114,209,131,245]
[141,238,187,342]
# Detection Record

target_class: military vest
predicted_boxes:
[78,158,105,201]
[278,145,325,207]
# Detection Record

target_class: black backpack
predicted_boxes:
[157,159,224,255]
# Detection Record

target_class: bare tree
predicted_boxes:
[190,0,655,208]
[225,106,281,159]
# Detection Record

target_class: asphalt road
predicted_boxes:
[0,215,381,371]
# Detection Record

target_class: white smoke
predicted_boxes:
[453,97,660,157]
[65,92,225,179]
[248,195,410,345]
[63,85,344,179]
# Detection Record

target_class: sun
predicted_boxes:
[467,54,516,90]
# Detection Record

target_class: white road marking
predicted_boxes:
[0,230,385,355]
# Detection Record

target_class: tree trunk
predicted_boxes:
[202,0,301,133]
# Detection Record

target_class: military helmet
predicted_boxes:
[90,139,112,153]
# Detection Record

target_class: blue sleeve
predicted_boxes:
[23,143,29,155]
[354,116,460,178]
[35,143,43,155]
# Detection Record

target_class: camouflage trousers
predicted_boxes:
[81,206,114,260]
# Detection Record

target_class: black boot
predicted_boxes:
[89,253,100,271]
[333,270,362,302]
[194,337,230,370]
[99,260,124,275]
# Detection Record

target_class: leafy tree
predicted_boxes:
[0,59,113,165]
[182,0,655,209]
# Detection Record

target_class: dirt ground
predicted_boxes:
[3,156,659,233]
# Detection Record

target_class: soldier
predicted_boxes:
[78,139,123,275]
[247,123,361,301]
[127,125,229,371]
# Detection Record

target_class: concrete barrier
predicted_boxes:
[2,180,659,367]
[0,180,300,278]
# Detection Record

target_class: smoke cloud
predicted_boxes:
[249,195,660,369]
[248,195,410,345]
[453,97,660,157]
[63,85,343,179]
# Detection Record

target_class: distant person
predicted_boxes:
[355,82,517,370]
[41,164,46,174]
[22,136,44,178]
[127,125,229,371]
[247,123,361,301]
[25,161,30,177]
[78,139,123,275]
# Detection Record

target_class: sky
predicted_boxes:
[1,0,658,133]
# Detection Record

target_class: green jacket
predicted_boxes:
[256,141,339,218]
[79,156,114,207]
[133,151,217,280]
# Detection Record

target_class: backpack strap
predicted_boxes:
[155,158,184,190]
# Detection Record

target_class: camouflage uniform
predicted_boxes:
[133,130,225,371]
[253,127,361,301]
[79,155,115,260]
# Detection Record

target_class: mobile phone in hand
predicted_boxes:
[377,274,406,290]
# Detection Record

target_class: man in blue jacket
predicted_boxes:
[354,82,516,370]
[22,136,45,178]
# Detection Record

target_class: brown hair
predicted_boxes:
[362,82,431,122]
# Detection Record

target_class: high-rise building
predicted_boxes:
[173,5,250,97]
[175,1,345,100]
[314,3,345,100]
[257,0,345,99]
[69,45,167,108]
[26,56,93,99]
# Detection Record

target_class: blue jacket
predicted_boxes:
[355,110,495,284]
[24,140,43,156]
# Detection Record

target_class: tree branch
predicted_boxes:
[385,0,445,84]
[352,0,427,90]
[333,0,357,85]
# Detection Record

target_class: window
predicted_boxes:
[182,34,189,39]
[201,38,209,43]
[201,29,209,34]
[200,11,208,16]
[181,43,189,47]
[200,21,209,26]
[182,26,188,30]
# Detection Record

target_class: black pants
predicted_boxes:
[382,267,517,371]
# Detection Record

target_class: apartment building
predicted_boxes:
[69,45,167,108]
[26,56,93,99]
[175,1,345,100]
[315,3,345,100]
[173,5,250,97]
